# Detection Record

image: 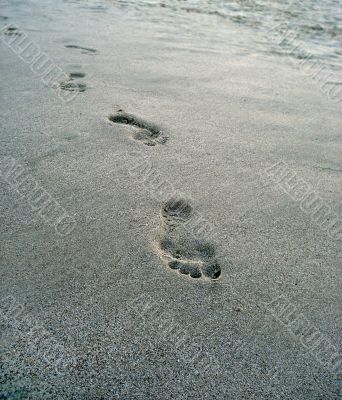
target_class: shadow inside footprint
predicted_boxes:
[157,198,221,280]
[162,198,192,220]
[202,261,222,279]
[108,111,167,146]
[169,260,202,278]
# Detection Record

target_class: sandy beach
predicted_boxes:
[0,0,341,398]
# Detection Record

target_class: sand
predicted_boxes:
[0,0,341,398]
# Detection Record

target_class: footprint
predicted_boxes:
[65,44,97,54]
[3,26,21,36]
[161,198,192,231]
[59,72,87,93]
[69,72,86,79]
[156,198,221,280]
[60,81,86,92]
[108,110,167,146]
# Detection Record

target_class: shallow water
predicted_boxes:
[108,0,342,73]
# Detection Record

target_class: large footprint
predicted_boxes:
[108,110,167,146]
[156,198,221,280]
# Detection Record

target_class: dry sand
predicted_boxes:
[0,0,341,398]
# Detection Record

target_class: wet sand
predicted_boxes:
[0,0,341,398]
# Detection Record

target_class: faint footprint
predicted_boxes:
[59,72,87,93]
[60,81,86,92]
[65,44,97,54]
[156,198,221,280]
[3,26,21,36]
[108,110,167,146]
[69,72,86,79]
